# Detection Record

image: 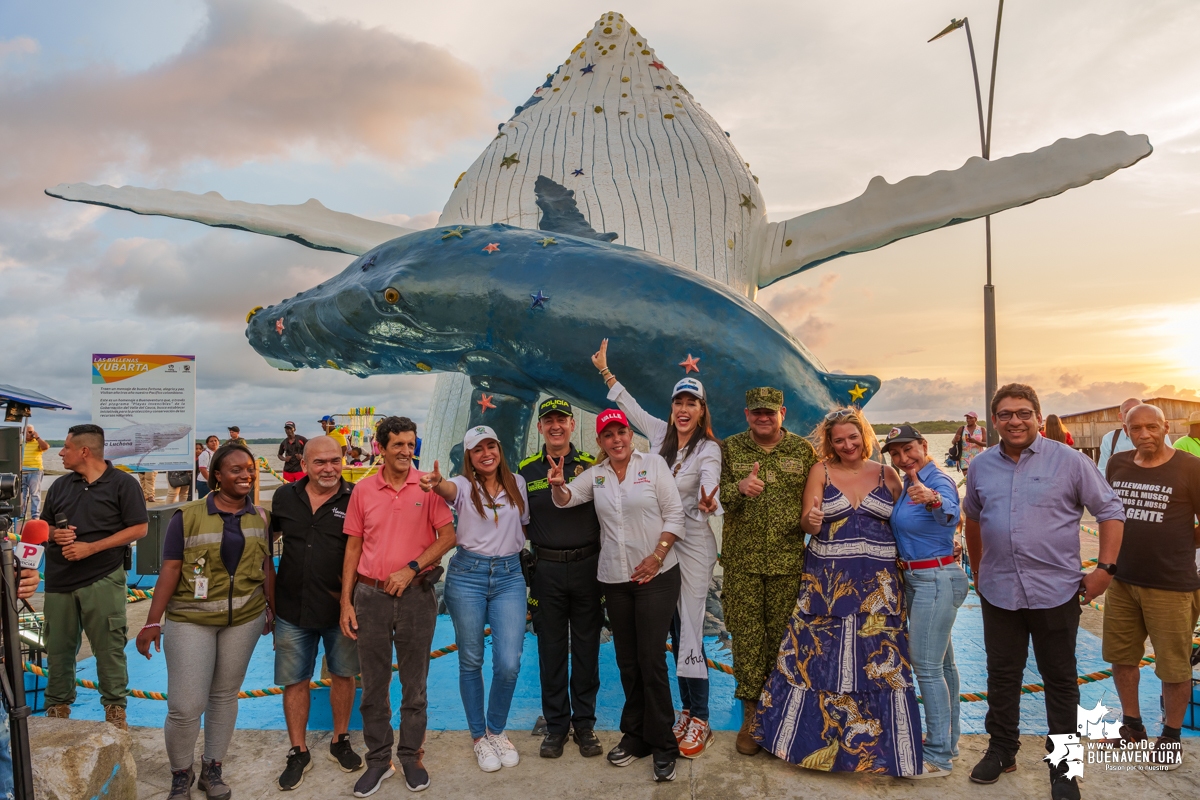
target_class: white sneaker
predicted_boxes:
[900,760,952,779]
[672,710,691,742]
[487,732,520,768]
[473,738,502,773]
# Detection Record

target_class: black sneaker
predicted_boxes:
[197,758,231,800]
[329,734,364,772]
[540,732,568,758]
[574,728,603,758]
[606,744,646,767]
[652,755,677,782]
[353,763,395,798]
[970,747,1017,784]
[401,760,430,792]
[1150,735,1183,771]
[1049,762,1080,800]
[168,767,194,800]
[278,747,312,791]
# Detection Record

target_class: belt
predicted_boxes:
[900,554,957,571]
[532,542,600,563]
[356,566,442,589]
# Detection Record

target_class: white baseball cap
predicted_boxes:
[673,377,705,401]
[463,425,499,452]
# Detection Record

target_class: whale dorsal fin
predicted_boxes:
[533,176,618,242]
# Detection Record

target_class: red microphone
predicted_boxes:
[20,519,49,545]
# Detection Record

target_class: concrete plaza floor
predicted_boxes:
[128,727,1199,800]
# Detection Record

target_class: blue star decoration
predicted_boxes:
[580,63,595,75]
[530,290,551,309]
[572,168,585,176]
[359,254,376,272]
[848,383,868,402]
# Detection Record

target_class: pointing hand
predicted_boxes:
[591,338,610,373]
[420,460,443,492]
[698,485,719,514]
[739,462,765,498]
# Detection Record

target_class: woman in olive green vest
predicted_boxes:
[136,443,274,800]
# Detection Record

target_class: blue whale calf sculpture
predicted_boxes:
[246,221,878,462]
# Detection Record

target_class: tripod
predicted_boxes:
[0,520,34,800]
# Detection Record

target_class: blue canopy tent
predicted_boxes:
[0,384,71,413]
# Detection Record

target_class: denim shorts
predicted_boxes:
[274,616,360,686]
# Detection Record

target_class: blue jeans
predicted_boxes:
[669,612,709,721]
[273,617,360,686]
[0,700,13,799]
[444,549,527,739]
[904,563,969,770]
[196,479,211,499]
[20,469,42,520]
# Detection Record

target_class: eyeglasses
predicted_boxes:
[995,409,1036,421]
[824,409,856,422]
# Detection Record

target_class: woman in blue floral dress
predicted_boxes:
[753,408,925,777]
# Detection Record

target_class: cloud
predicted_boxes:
[0,0,496,207]
[0,36,38,62]
[760,274,839,347]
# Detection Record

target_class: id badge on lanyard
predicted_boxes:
[193,557,209,600]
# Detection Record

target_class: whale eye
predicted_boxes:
[383,287,401,305]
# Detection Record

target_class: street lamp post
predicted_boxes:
[930,2,1005,446]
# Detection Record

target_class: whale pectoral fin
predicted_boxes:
[45,183,418,256]
[533,175,619,242]
[756,131,1152,289]
[450,386,539,477]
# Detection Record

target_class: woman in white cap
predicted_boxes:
[548,407,687,783]
[590,338,722,759]
[420,426,530,773]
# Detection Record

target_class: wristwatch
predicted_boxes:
[407,560,421,575]
[1095,562,1117,575]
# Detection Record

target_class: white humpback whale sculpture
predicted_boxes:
[48,11,1151,469]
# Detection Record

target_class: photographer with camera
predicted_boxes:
[39,424,147,729]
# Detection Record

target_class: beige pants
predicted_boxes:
[138,471,157,503]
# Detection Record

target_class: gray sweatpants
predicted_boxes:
[163,613,264,770]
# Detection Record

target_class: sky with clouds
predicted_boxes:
[2,0,1198,438]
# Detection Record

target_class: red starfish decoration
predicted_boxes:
[477,394,496,412]
[679,353,700,373]
[649,60,666,70]
[483,243,500,253]
[275,318,285,334]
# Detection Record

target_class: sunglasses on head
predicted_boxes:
[824,409,856,422]
[995,409,1035,421]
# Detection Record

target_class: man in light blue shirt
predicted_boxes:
[1097,397,1171,474]
[963,383,1124,800]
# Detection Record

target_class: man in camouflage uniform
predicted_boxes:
[719,387,816,756]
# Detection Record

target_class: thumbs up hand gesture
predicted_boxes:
[547,456,566,487]
[804,499,825,531]
[419,460,443,493]
[905,466,937,505]
[739,462,765,498]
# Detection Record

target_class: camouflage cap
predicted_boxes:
[745,386,784,411]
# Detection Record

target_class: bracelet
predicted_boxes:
[141,623,161,631]
[599,368,612,377]
[651,551,664,565]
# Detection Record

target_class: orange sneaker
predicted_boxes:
[671,710,691,743]
[679,718,713,759]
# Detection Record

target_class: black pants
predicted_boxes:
[605,565,682,759]
[530,554,604,735]
[979,592,1081,757]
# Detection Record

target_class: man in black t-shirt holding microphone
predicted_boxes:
[1104,404,1200,769]
[518,398,605,760]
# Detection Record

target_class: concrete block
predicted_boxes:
[30,716,136,800]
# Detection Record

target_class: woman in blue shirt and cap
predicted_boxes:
[883,424,967,779]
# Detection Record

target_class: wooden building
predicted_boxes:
[1059,397,1200,460]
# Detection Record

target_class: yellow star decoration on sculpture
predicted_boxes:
[848,383,868,402]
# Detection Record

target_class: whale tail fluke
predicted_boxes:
[820,372,882,412]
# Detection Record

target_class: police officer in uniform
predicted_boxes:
[518,397,605,759]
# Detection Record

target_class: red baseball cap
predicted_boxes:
[596,408,629,434]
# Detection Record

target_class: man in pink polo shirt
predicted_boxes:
[340,416,456,796]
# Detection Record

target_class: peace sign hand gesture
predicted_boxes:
[591,338,610,372]
[547,456,566,487]
[697,485,719,514]
[419,460,443,492]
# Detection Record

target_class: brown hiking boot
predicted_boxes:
[43,704,71,719]
[104,705,128,730]
[736,701,761,756]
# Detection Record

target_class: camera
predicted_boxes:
[0,472,19,534]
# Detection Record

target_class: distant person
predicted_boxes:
[963,384,1124,800]
[951,412,986,472]
[196,436,218,498]
[319,416,348,455]
[341,416,456,795]
[1042,414,1074,446]
[191,441,204,499]
[1098,397,1171,474]
[135,442,274,800]
[1104,404,1199,770]
[1171,410,1200,457]
[40,424,148,729]
[165,469,191,504]
[348,447,365,466]
[226,426,249,448]
[20,424,50,519]
[139,470,158,504]
[270,436,362,789]
[278,421,308,483]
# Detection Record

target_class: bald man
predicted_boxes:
[1104,404,1200,770]
[1098,397,1171,474]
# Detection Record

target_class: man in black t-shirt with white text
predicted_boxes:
[1104,404,1200,770]
[39,424,147,729]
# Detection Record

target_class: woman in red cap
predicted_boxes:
[548,409,686,783]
